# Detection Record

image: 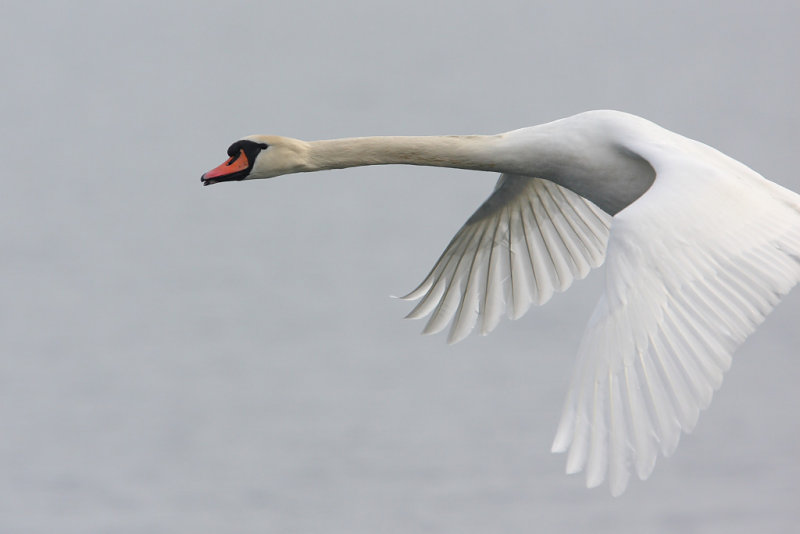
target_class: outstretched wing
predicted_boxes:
[550,158,800,496]
[400,174,612,343]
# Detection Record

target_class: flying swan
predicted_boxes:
[201,110,800,495]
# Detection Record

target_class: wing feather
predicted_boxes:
[398,156,799,496]
[507,206,535,319]
[551,157,800,495]
[400,174,612,341]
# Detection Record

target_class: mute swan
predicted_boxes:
[201,110,800,495]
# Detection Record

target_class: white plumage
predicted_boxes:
[203,110,800,495]
[400,175,611,343]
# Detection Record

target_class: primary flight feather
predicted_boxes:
[202,110,800,495]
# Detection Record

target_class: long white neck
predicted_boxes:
[305,135,508,174]
[257,113,659,215]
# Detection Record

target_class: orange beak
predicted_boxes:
[201,149,250,185]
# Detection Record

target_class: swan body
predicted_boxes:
[202,110,800,495]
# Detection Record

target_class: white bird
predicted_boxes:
[202,110,800,495]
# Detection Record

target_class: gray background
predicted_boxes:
[2,1,798,532]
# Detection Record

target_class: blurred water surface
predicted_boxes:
[1,1,798,532]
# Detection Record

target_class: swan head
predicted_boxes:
[201,135,309,185]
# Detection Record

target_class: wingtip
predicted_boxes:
[395,281,432,301]
[446,328,470,345]
[609,481,628,498]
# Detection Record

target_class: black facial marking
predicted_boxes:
[227,140,269,158]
